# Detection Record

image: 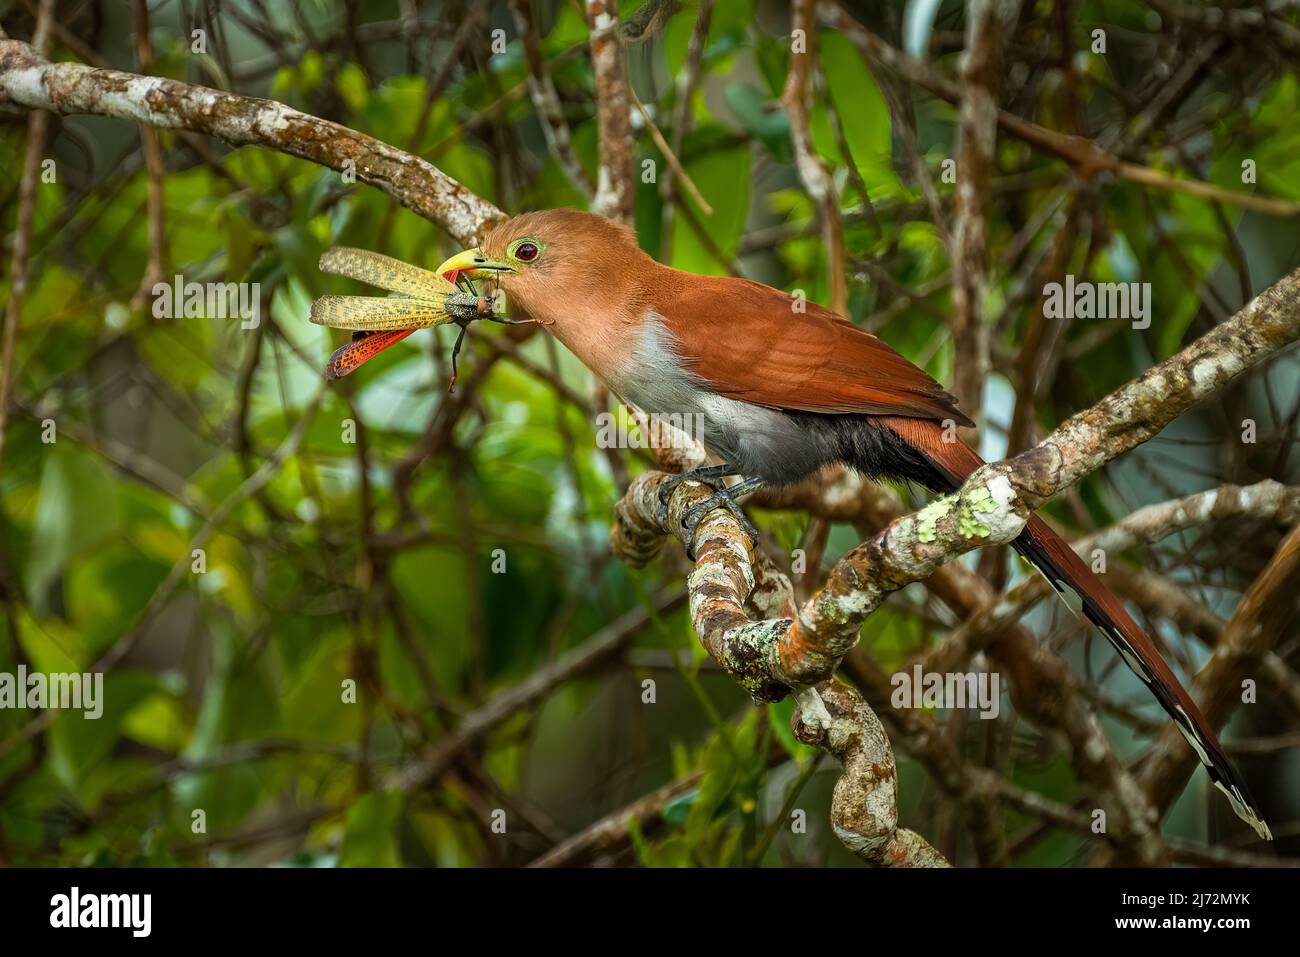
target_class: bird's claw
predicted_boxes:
[653,466,762,561]
[680,485,761,562]
[654,480,678,533]
[655,465,730,536]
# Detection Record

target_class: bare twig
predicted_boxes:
[587,0,636,225]
[0,0,52,477]
[129,0,166,311]
[659,0,714,259]
[948,0,1017,426]
[783,0,846,315]
[629,86,712,215]
[823,3,1300,218]
[510,0,594,198]
[389,587,685,793]
[528,772,702,867]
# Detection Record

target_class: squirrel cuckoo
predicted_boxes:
[400,208,1265,840]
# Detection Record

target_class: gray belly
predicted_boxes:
[606,319,840,484]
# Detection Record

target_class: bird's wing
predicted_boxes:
[654,274,972,425]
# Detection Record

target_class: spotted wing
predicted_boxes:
[310,295,454,331]
[319,247,454,299]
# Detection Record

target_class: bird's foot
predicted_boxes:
[679,476,764,561]
[655,464,732,532]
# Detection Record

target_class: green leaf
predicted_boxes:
[49,672,161,791]
[336,63,370,112]
[669,141,750,275]
[339,791,404,867]
[662,787,700,824]
[817,30,898,189]
[26,447,121,615]
[724,83,790,161]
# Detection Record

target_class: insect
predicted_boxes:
[310,247,506,389]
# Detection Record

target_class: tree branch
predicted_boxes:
[823,2,1300,218]
[783,0,846,315]
[948,0,1017,425]
[389,587,685,794]
[510,0,594,199]
[0,39,505,244]
[587,0,636,225]
[1140,522,1300,816]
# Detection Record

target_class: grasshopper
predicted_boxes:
[310,247,504,387]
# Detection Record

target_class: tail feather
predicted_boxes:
[1015,515,1270,840]
[881,417,1271,840]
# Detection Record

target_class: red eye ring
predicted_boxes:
[515,241,539,262]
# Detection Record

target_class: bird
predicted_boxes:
[341,207,1268,840]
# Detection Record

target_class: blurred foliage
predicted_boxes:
[1,0,1298,867]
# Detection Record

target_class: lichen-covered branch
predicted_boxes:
[839,654,1009,864]
[611,473,949,865]
[613,472,789,698]
[612,461,1164,861]
[0,39,505,245]
[793,678,951,866]
[1085,480,1300,555]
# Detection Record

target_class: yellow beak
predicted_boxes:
[435,248,514,284]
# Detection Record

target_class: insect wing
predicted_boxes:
[319,247,455,299]
[310,294,454,331]
[326,329,416,379]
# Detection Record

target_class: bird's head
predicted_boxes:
[435,208,651,327]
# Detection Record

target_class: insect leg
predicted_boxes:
[447,322,470,394]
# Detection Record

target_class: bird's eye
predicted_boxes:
[513,241,540,263]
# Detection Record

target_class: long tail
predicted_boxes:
[881,417,1271,840]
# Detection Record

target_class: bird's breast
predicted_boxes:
[578,311,835,481]
[599,311,708,417]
